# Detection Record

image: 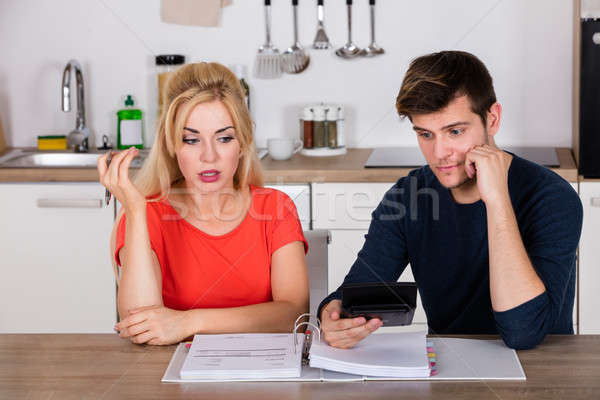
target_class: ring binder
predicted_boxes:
[170,313,449,381]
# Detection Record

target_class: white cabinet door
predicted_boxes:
[327,229,428,326]
[579,182,600,334]
[571,182,578,333]
[0,183,117,333]
[312,183,395,230]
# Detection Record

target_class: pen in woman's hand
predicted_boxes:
[104,151,113,206]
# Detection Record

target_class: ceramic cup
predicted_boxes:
[267,138,302,161]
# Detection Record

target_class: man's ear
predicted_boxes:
[486,102,502,138]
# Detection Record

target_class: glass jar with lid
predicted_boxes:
[300,107,314,148]
[156,54,185,117]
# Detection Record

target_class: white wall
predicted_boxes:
[0,0,573,149]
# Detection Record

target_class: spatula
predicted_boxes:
[254,0,282,79]
[312,0,331,49]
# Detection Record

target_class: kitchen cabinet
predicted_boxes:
[578,181,600,334]
[0,183,116,333]
[571,183,578,333]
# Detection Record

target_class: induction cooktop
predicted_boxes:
[364,147,560,168]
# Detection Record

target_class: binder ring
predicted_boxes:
[294,313,321,330]
[292,321,321,354]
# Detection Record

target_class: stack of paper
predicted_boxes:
[180,333,304,380]
[309,331,431,378]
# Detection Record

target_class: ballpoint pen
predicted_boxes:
[104,151,113,206]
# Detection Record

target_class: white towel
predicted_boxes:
[161,0,231,27]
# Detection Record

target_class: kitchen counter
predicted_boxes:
[0,147,578,183]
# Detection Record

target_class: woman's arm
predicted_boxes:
[184,240,309,334]
[116,240,309,344]
[113,209,163,319]
[98,148,162,320]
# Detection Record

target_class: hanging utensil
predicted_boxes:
[360,0,384,57]
[335,0,361,59]
[254,0,282,79]
[283,0,310,73]
[312,0,331,49]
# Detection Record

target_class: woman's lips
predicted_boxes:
[198,170,220,183]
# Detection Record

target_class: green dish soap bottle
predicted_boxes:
[117,95,143,150]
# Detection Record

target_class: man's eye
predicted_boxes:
[183,137,199,144]
[450,128,463,136]
[419,132,432,139]
[218,136,234,143]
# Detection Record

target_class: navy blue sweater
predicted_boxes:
[318,154,583,350]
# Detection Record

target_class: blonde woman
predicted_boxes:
[97,62,309,345]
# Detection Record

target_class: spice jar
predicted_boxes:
[325,105,338,148]
[301,107,314,148]
[156,54,185,117]
[312,106,326,148]
[336,105,345,147]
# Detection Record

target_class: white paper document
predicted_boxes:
[309,330,431,378]
[179,333,304,380]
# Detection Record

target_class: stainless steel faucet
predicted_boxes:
[62,60,90,152]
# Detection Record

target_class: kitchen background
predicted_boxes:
[0,0,572,150]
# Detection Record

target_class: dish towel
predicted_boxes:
[161,0,232,27]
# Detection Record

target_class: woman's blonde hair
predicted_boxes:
[135,62,263,199]
[109,63,263,284]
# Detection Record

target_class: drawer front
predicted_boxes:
[312,183,395,230]
[579,182,600,334]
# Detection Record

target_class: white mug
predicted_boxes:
[267,138,302,161]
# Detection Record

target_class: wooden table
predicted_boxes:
[1,334,598,399]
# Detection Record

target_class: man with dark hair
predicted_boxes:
[318,51,583,350]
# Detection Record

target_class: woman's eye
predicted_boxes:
[218,136,234,143]
[183,137,199,144]
[420,132,432,139]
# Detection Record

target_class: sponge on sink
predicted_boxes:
[37,135,67,150]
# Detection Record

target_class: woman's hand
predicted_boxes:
[114,305,191,345]
[97,147,146,213]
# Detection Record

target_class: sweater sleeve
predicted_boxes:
[318,183,410,320]
[493,182,583,350]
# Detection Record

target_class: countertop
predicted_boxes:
[1,334,598,399]
[0,147,579,183]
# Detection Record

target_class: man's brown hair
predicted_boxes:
[395,51,496,125]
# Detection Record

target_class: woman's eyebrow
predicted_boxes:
[183,126,199,134]
[183,126,234,134]
[215,126,235,134]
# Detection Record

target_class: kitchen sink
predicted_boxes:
[0,150,146,168]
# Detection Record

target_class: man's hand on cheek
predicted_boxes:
[465,144,511,205]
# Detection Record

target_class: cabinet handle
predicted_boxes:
[591,197,600,208]
[37,198,104,208]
